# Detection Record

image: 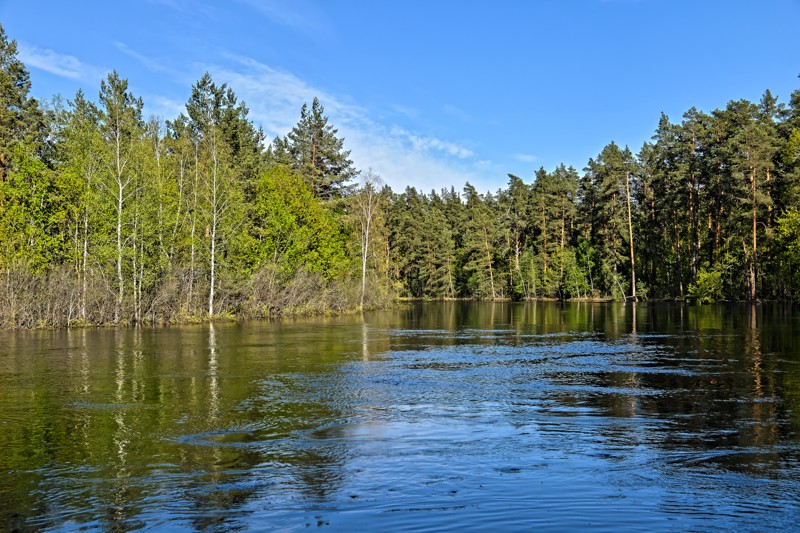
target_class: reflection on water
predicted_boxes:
[1,302,799,531]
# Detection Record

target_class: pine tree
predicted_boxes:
[530,166,579,297]
[420,191,457,298]
[498,174,531,298]
[286,97,356,200]
[711,99,779,299]
[581,143,637,298]
[0,23,45,181]
[777,89,800,210]
[388,187,426,296]
[462,183,499,299]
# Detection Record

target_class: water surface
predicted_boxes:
[1,302,799,531]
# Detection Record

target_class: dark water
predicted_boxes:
[1,302,799,531]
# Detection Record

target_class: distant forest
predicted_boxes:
[2,23,800,328]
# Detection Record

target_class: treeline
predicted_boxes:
[0,25,390,327]
[2,23,800,328]
[385,93,800,302]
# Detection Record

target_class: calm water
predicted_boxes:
[1,302,799,531]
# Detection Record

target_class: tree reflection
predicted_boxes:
[742,304,779,451]
[208,323,220,422]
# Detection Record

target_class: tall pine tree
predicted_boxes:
[284,97,356,200]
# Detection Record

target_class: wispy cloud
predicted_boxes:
[235,0,326,32]
[114,42,172,73]
[206,54,352,137]
[391,127,474,159]
[387,103,420,120]
[200,55,498,192]
[443,103,470,122]
[515,153,539,163]
[145,0,192,9]
[145,95,186,120]
[145,0,212,14]
[18,43,106,83]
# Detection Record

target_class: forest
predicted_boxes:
[2,23,800,328]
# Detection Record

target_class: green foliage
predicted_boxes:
[387,187,427,297]
[688,267,725,303]
[777,209,800,261]
[0,146,76,271]
[559,247,590,299]
[247,164,348,278]
[575,240,598,296]
[775,208,800,297]
[461,184,500,299]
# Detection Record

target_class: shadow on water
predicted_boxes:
[0,302,799,530]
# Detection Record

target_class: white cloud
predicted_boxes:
[347,129,475,193]
[18,43,106,83]
[195,55,501,193]
[409,133,472,159]
[390,128,475,159]
[205,54,354,135]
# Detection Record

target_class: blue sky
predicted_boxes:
[2,0,800,193]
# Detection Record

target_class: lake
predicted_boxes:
[1,302,799,531]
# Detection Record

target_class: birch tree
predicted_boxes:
[98,71,143,323]
[64,90,105,320]
[353,169,383,307]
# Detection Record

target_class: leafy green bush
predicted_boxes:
[688,267,724,303]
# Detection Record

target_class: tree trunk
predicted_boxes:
[625,172,637,301]
[81,202,89,321]
[541,202,548,278]
[208,146,218,317]
[560,204,566,284]
[116,178,124,323]
[689,131,699,283]
[113,123,128,324]
[750,165,758,301]
[674,210,684,298]
[484,228,496,299]
[514,228,524,297]
[447,258,454,299]
[188,142,198,313]
[360,217,370,308]
[132,208,138,323]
